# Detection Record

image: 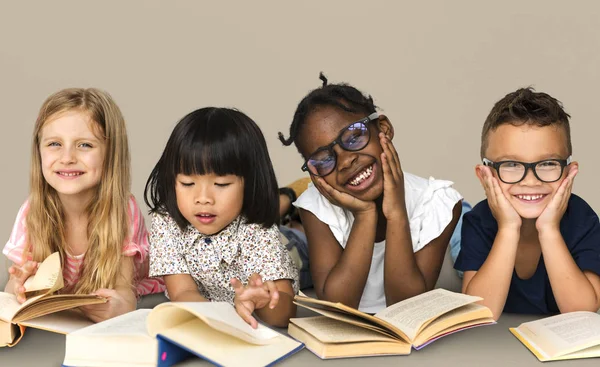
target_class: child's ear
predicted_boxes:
[377,115,394,140]
[475,164,486,181]
[567,161,579,175]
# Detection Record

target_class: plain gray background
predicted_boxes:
[2,1,600,285]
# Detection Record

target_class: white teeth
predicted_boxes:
[349,165,374,186]
[516,194,544,201]
[59,172,82,177]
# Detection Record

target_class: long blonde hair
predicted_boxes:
[26,88,131,294]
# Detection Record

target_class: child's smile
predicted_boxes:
[484,124,573,219]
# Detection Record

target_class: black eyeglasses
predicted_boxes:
[301,113,379,176]
[482,156,572,184]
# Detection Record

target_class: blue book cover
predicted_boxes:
[155,333,304,367]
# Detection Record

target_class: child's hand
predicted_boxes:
[477,165,521,229]
[79,289,130,323]
[231,273,278,329]
[312,176,376,215]
[8,261,39,303]
[536,166,577,233]
[379,133,407,221]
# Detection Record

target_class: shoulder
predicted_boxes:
[238,219,280,242]
[150,210,184,235]
[561,194,600,241]
[463,199,496,226]
[403,172,462,217]
[564,194,597,221]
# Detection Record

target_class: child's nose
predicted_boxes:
[334,145,358,171]
[60,146,76,164]
[194,187,214,205]
[520,167,542,185]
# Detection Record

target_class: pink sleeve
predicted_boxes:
[2,201,30,266]
[122,196,148,265]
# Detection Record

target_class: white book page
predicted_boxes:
[19,309,93,334]
[374,289,481,341]
[520,312,600,358]
[148,302,279,345]
[70,309,152,337]
[0,292,21,322]
[291,316,400,343]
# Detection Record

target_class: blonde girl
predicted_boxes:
[3,88,164,322]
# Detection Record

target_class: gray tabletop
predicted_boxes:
[1,308,599,367]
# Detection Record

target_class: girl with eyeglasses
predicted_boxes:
[278,74,464,313]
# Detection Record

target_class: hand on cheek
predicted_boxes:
[536,166,578,232]
[477,165,521,229]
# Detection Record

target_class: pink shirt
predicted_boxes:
[3,197,165,296]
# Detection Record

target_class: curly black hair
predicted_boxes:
[278,73,378,156]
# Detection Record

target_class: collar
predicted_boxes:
[186,216,244,269]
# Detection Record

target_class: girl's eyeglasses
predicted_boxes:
[301,112,379,177]
[482,156,572,184]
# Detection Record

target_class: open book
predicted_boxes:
[0,252,105,347]
[288,288,495,359]
[63,302,304,367]
[510,311,600,361]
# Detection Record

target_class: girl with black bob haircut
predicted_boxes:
[278,74,464,313]
[146,107,298,328]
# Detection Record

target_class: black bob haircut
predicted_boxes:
[144,107,279,229]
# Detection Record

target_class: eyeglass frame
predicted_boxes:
[301,112,380,176]
[482,156,572,184]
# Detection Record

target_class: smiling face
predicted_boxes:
[483,123,574,219]
[297,106,392,201]
[39,110,106,204]
[175,173,244,235]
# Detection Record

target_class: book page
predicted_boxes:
[293,302,398,338]
[13,293,105,323]
[70,309,152,337]
[0,292,21,322]
[147,302,279,345]
[23,252,64,296]
[19,309,94,334]
[290,316,401,344]
[516,311,600,358]
[374,289,481,341]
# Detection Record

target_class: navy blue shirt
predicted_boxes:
[455,194,600,315]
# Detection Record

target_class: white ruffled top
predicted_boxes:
[294,172,463,313]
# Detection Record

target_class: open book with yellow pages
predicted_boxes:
[510,311,600,362]
[288,288,495,359]
[0,252,105,347]
[63,302,304,367]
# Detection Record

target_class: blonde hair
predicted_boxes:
[26,88,131,295]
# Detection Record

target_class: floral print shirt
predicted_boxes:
[149,212,298,304]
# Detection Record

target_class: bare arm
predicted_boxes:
[80,256,137,322]
[462,227,520,320]
[539,229,600,313]
[299,207,377,309]
[254,279,296,327]
[164,273,208,302]
[384,201,461,305]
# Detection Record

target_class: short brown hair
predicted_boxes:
[480,87,572,158]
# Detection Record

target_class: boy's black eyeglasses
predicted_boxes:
[482,156,572,184]
[301,113,379,177]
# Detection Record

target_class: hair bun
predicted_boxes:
[319,72,328,87]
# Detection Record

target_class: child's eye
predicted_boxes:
[215,183,231,187]
[78,142,93,148]
[47,142,61,147]
[179,181,194,187]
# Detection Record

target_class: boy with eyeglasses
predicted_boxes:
[455,88,600,320]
